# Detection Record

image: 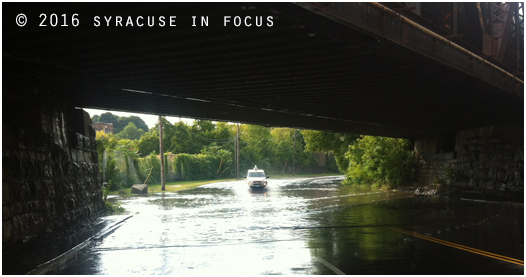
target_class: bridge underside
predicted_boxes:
[3,2,523,138]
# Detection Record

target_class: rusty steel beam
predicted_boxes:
[453,2,458,35]
[496,2,516,63]
[515,2,523,75]
[392,6,416,13]
[476,3,486,35]
[298,2,523,98]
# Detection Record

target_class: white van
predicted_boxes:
[244,165,269,189]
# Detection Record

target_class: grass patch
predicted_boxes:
[149,179,236,193]
[108,179,236,196]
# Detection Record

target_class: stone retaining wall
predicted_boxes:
[3,79,103,243]
[416,123,523,196]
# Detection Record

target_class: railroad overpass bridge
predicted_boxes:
[2,3,524,243]
[4,2,523,137]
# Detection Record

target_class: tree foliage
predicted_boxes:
[92,113,362,189]
[125,116,149,133]
[170,121,206,154]
[95,112,149,134]
[96,131,124,190]
[239,124,274,170]
[137,131,159,157]
[301,130,359,173]
[343,136,415,188]
[270,128,315,174]
[116,122,145,140]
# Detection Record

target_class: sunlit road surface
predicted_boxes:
[60,176,523,275]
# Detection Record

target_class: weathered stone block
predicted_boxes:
[131,184,148,194]
[486,181,496,190]
[497,168,508,181]
[416,123,523,198]
[3,79,102,243]
[496,182,508,191]
[514,151,523,161]
[2,221,13,242]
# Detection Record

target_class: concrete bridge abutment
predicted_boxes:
[415,123,523,201]
[2,78,103,243]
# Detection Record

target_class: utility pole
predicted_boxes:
[236,123,240,179]
[159,116,165,191]
[292,131,296,176]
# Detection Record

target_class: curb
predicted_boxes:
[26,215,133,275]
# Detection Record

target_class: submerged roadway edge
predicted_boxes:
[26,215,134,275]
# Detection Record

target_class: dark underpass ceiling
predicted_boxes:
[3,2,523,138]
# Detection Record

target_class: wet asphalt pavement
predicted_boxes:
[59,176,523,275]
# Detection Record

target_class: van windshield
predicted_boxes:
[248,172,265,177]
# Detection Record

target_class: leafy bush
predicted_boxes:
[301,130,358,173]
[343,136,415,188]
[172,153,226,180]
[102,185,125,215]
[104,201,125,215]
[138,153,161,184]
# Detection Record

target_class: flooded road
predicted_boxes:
[60,176,523,275]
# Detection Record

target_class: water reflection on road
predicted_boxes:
[60,176,523,275]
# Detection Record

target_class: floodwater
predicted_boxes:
[59,176,523,275]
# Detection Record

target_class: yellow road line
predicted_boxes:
[388,227,524,266]
[390,227,524,263]
[314,256,346,275]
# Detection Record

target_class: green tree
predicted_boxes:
[344,136,415,188]
[290,130,316,169]
[194,119,215,134]
[137,131,159,157]
[94,112,149,134]
[209,122,235,144]
[240,124,273,170]
[116,122,145,140]
[270,128,315,174]
[99,112,119,125]
[159,117,177,151]
[136,117,177,156]
[302,130,358,173]
[170,121,201,154]
[271,128,294,171]
[126,115,149,132]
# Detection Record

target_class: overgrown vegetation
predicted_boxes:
[301,130,358,173]
[102,184,125,215]
[93,112,418,192]
[94,113,339,192]
[103,201,126,215]
[343,136,416,189]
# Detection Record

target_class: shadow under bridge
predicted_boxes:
[3,2,523,137]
